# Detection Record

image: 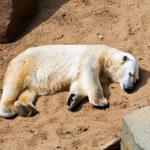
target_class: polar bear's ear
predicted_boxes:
[122,56,128,64]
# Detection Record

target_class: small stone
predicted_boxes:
[97,33,104,40]
[56,146,61,149]
[54,34,64,40]
[59,34,64,39]
[62,13,66,18]
[98,35,103,39]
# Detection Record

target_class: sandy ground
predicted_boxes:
[0,0,150,149]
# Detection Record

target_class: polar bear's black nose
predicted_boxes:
[123,84,134,93]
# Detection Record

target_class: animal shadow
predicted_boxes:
[17,0,70,40]
[131,68,150,93]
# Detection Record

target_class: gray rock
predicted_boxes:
[121,106,150,150]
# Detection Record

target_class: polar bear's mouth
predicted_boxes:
[123,84,134,93]
[122,78,139,93]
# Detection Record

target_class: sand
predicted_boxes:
[0,0,150,149]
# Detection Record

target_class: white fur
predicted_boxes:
[0,45,139,118]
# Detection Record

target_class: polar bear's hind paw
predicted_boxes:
[13,102,38,117]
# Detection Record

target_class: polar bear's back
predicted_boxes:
[6,45,104,95]
[25,44,104,74]
[26,44,92,75]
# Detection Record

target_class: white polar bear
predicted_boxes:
[0,45,139,118]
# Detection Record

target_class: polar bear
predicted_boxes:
[0,45,139,118]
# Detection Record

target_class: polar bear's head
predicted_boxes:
[105,51,139,92]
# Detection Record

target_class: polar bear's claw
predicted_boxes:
[67,94,80,111]
[94,102,109,109]
[67,94,75,106]
[93,98,109,109]
[67,94,85,111]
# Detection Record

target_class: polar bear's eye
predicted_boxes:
[122,56,129,64]
[129,72,134,77]
[123,56,128,61]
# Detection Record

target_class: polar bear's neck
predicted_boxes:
[102,46,119,58]
[97,45,119,80]
[95,45,118,64]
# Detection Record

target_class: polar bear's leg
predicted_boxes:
[0,84,20,118]
[12,89,38,117]
[67,81,87,110]
[80,66,109,108]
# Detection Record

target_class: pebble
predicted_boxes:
[97,33,103,40]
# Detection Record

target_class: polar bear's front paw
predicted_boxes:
[67,94,85,111]
[92,98,109,108]
[13,102,38,117]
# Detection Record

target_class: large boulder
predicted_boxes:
[0,0,36,43]
[121,106,150,150]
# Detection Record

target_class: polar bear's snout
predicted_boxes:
[122,72,139,93]
[123,78,135,92]
[123,84,134,92]
[123,80,134,90]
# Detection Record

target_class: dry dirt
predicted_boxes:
[0,0,150,149]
